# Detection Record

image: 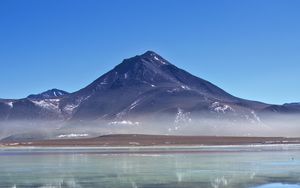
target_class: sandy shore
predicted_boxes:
[1,134,300,147]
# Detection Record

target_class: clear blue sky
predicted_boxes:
[0,0,299,104]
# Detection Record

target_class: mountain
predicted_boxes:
[0,51,299,137]
[0,89,68,120]
[263,102,300,113]
[27,89,69,100]
[58,51,268,121]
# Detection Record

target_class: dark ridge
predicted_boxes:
[27,89,69,100]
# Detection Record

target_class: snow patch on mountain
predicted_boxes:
[124,72,129,79]
[31,99,60,111]
[63,104,79,114]
[175,108,192,124]
[57,133,89,138]
[6,101,13,108]
[53,91,63,97]
[63,96,91,115]
[109,120,140,126]
[251,111,261,123]
[153,56,159,61]
[153,55,167,65]
[181,85,191,90]
[28,89,68,100]
[210,102,234,113]
[129,99,141,110]
[168,108,192,132]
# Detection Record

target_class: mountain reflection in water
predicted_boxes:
[0,145,300,188]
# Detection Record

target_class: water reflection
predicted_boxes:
[254,183,300,188]
[0,145,299,188]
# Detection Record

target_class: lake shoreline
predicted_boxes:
[1,134,300,148]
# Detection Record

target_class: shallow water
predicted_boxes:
[0,145,300,188]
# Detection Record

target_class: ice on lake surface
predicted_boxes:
[0,145,300,188]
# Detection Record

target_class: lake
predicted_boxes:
[0,145,300,188]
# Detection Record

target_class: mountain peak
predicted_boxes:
[112,51,171,75]
[140,50,159,57]
[27,89,69,100]
[82,51,177,92]
[138,50,170,65]
[119,51,170,67]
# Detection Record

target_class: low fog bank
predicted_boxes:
[0,121,64,141]
[0,113,300,141]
